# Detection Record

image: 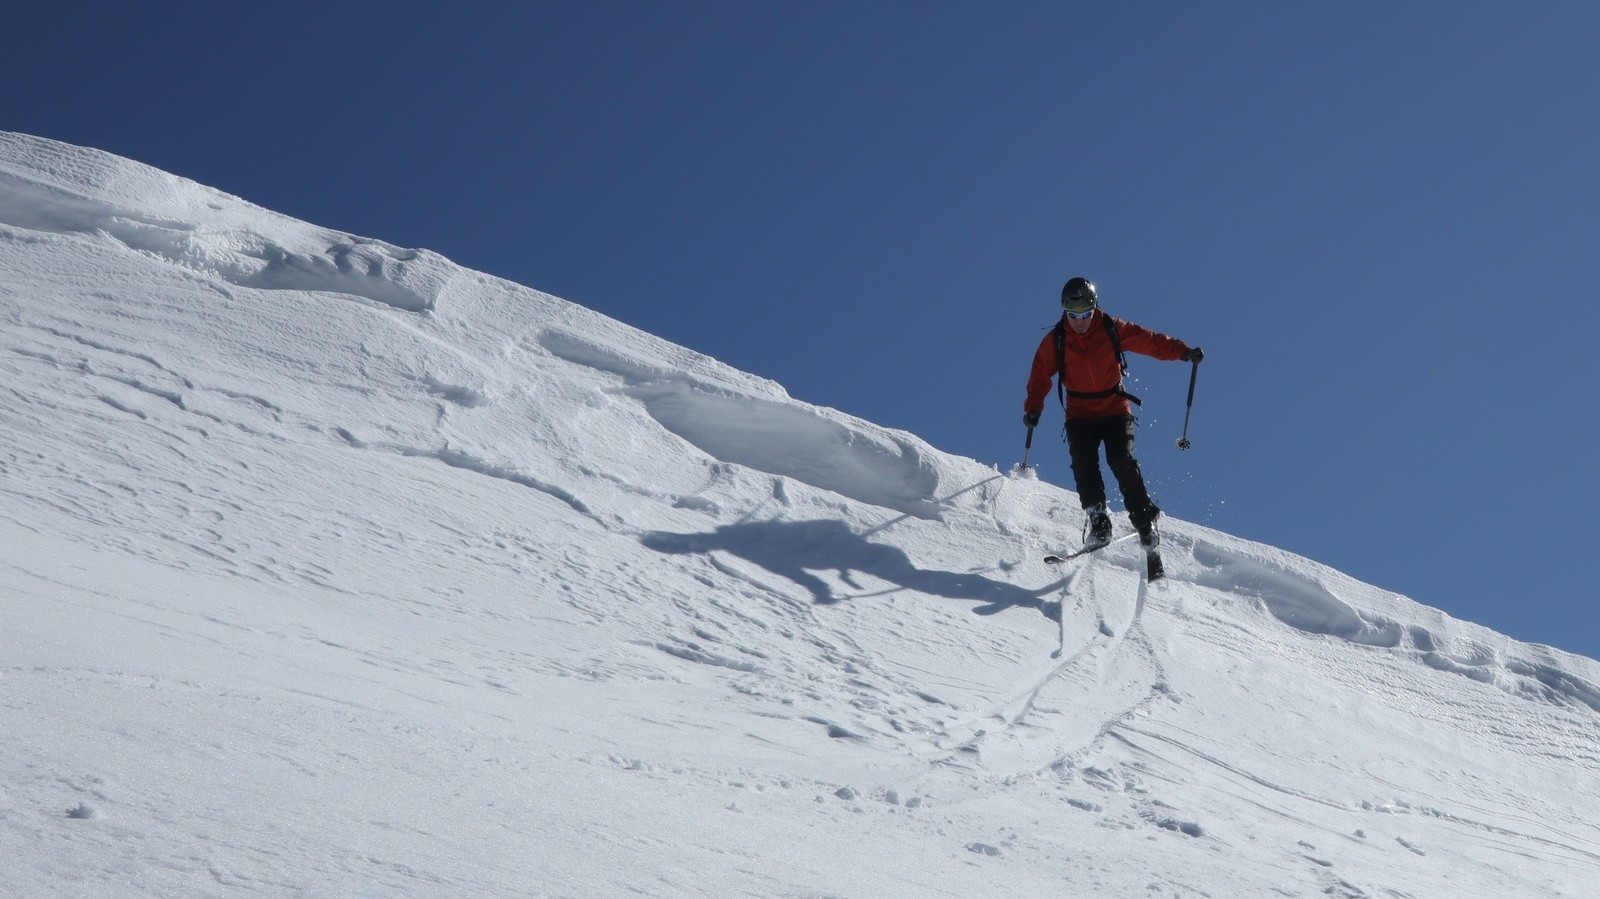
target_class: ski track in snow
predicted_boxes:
[6,131,1600,897]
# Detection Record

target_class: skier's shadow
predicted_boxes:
[641,519,1061,619]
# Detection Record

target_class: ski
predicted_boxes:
[1043,532,1137,565]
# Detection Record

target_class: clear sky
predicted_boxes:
[6,1,1599,660]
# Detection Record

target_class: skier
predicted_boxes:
[1022,277,1203,554]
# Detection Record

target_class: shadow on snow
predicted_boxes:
[641,519,1061,619]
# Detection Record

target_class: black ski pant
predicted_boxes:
[1066,414,1159,527]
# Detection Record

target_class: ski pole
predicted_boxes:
[1176,359,1199,451]
[1021,425,1035,469]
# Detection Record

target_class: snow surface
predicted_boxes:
[3,130,1599,897]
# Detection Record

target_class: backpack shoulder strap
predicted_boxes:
[1102,315,1128,376]
[1053,319,1067,409]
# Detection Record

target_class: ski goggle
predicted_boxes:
[1065,307,1096,319]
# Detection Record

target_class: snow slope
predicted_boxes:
[3,131,1599,897]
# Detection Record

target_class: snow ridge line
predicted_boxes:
[0,167,448,314]
[1194,539,1600,715]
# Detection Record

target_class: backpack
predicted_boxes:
[1053,315,1142,409]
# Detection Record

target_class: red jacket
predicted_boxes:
[1024,311,1190,420]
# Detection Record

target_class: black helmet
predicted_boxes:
[1061,277,1097,312]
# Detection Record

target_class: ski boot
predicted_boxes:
[1131,506,1161,549]
[1131,507,1165,581]
[1084,503,1113,548]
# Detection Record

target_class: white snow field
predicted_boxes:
[3,131,1599,897]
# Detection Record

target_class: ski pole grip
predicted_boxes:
[1025,425,1034,450]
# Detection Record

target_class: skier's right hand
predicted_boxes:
[1023,412,1040,428]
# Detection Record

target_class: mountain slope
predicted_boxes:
[3,131,1598,897]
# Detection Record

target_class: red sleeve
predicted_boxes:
[1023,331,1058,415]
[1113,318,1189,362]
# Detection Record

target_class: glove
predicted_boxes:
[1023,412,1041,428]
[1182,347,1204,363]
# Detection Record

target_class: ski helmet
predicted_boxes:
[1061,277,1097,312]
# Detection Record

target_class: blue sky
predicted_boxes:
[6,2,1599,660]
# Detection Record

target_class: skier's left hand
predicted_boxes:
[1182,347,1204,363]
